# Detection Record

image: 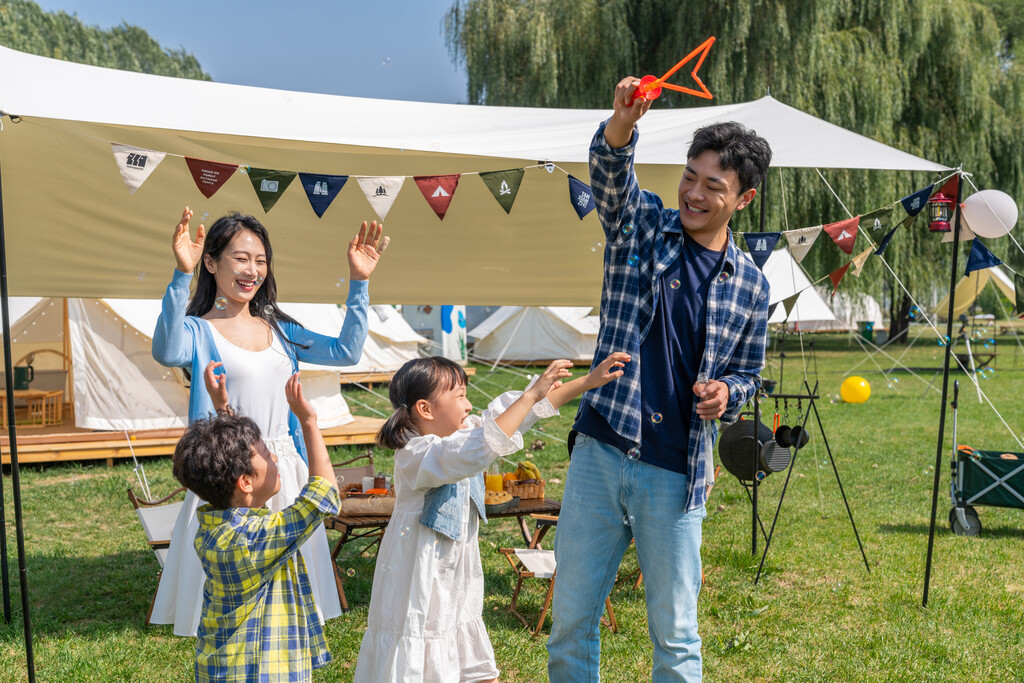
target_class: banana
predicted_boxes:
[518,461,542,480]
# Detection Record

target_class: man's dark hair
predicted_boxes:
[172,414,262,509]
[687,122,772,194]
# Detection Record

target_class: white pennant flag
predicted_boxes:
[111,144,166,194]
[357,176,405,220]
[784,225,823,263]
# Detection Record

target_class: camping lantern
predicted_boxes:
[928,192,953,232]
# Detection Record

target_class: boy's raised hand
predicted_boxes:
[285,371,317,424]
[586,352,631,389]
[203,361,229,413]
[525,359,574,403]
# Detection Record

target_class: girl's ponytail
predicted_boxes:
[375,357,468,451]
[376,403,415,450]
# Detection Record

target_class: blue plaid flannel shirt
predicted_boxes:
[582,120,770,512]
[193,477,340,683]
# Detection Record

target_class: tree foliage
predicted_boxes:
[0,0,209,80]
[445,0,1024,329]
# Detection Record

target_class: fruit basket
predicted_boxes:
[503,478,545,500]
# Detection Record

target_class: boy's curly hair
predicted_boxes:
[172,414,262,509]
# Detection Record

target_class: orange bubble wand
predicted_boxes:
[630,36,716,104]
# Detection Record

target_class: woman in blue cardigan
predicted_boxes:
[150,206,385,636]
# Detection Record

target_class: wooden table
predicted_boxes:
[0,389,64,428]
[325,497,561,610]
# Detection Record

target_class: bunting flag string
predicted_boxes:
[111,144,166,194]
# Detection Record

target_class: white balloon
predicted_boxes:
[960,189,1018,238]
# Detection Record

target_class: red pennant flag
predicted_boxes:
[823,216,859,255]
[414,174,461,220]
[932,175,959,201]
[185,157,238,198]
[829,263,852,298]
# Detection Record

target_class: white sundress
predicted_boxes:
[353,391,556,683]
[149,325,342,636]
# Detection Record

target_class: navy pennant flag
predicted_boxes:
[964,239,1003,276]
[900,184,935,218]
[743,232,781,270]
[567,175,595,219]
[247,168,297,213]
[874,223,901,255]
[298,173,348,218]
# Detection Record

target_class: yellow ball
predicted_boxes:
[840,376,871,404]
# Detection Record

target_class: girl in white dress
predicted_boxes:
[151,207,385,635]
[354,352,629,683]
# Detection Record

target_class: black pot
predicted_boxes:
[718,419,773,481]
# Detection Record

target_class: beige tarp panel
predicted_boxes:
[0,46,949,305]
[931,267,1017,320]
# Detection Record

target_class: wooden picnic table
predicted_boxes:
[324,497,561,610]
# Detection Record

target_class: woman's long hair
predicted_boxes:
[377,357,468,450]
[185,212,306,347]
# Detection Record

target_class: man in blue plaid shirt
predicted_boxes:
[547,78,771,682]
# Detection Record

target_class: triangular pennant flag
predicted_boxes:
[941,217,975,242]
[782,292,801,319]
[414,174,462,220]
[247,168,297,213]
[479,169,525,214]
[874,222,902,255]
[298,173,348,218]
[185,157,238,199]
[567,175,596,219]
[931,175,959,201]
[829,263,852,298]
[785,226,822,263]
[859,206,893,233]
[964,239,1003,276]
[357,176,405,221]
[823,216,859,255]
[111,144,166,194]
[742,232,781,270]
[900,184,934,218]
[1015,274,1024,319]
[851,247,873,276]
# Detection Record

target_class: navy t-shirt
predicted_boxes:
[575,235,724,474]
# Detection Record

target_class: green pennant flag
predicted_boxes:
[1016,274,1024,319]
[859,207,894,233]
[782,292,801,319]
[479,169,525,214]
[247,168,297,213]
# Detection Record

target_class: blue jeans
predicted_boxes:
[547,433,706,682]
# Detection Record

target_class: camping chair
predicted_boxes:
[127,485,186,625]
[498,514,618,637]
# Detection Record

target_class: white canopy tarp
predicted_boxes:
[931,266,1017,320]
[0,45,950,305]
[762,248,838,327]
[468,306,598,362]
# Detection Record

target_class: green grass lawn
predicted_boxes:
[1,329,1023,681]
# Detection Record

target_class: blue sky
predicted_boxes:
[34,0,468,103]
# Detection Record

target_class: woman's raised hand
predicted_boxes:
[172,206,206,274]
[348,220,386,281]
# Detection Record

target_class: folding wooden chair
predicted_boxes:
[127,485,186,625]
[498,513,618,637]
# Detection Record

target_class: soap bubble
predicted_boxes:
[214,297,228,310]
[819,459,829,469]
[399,525,411,537]
[923,465,935,475]
[670,279,681,289]
[909,305,922,320]
[979,367,995,380]
[829,394,841,404]
[233,268,243,275]
[886,377,900,390]
[969,451,982,463]
[650,413,663,424]
[590,241,603,252]
[381,56,392,67]
[983,339,996,350]
[622,514,635,526]
[346,568,355,578]
[718,272,729,283]
[627,255,640,266]
[937,335,950,347]
[756,393,767,404]
[136,272,146,281]
[262,305,274,316]
[335,277,346,288]
[831,581,844,592]
[627,447,641,461]
[755,471,767,481]
[622,223,635,236]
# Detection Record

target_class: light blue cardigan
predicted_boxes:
[151,269,369,463]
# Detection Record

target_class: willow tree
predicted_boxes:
[445,0,1024,339]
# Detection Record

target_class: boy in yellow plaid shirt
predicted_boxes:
[172,361,340,682]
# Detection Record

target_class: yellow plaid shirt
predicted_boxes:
[193,477,340,683]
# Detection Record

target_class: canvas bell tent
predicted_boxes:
[762,249,839,329]
[468,306,599,363]
[931,266,1017,320]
